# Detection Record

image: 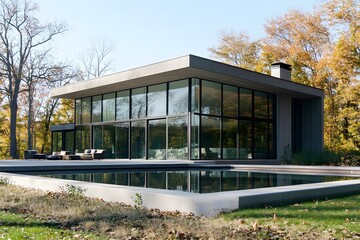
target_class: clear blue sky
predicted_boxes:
[35,0,320,72]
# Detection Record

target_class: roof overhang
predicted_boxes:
[51,55,323,100]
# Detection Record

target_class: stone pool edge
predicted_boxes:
[1,171,360,217]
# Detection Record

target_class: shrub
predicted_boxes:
[341,155,360,166]
[60,184,87,198]
[0,176,10,185]
[284,150,341,166]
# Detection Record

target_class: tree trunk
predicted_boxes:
[27,85,33,151]
[10,100,18,159]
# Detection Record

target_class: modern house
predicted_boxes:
[50,55,324,163]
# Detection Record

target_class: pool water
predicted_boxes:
[35,169,357,194]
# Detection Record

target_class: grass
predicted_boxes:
[224,195,360,239]
[0,182,359,239]
[0,211,102,239]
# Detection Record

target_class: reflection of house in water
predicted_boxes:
[50,55,323,163]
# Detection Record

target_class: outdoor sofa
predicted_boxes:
[24,150,46,160]
[75,149,106,160]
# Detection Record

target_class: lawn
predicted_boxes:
[0,180,359,239]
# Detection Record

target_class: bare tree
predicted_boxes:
[81,39,115,80]
[0,0,67,158]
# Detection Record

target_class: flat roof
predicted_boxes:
[51,55,323,99]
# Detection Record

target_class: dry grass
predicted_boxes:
[1,183,359,239]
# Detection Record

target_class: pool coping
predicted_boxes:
[1,160,360,216]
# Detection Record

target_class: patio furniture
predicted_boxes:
[45,155,62,160]
[75,149,106,160]
[24,150,45,160]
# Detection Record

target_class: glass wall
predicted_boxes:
[148,119,166,159]
[115,122,129,158]
[73,78,276,160]
[201,80,221,116]
[103,93,115,122]
[169,80,188,115]
[131,120,145,159]
[131,87,146,119]
[147,84,166,117]
[82,97,91,124]
[92,95,102,123]
[116,90,130,120]
[168,116,187,159]
[201,116,221,159]
[191,79,276,160]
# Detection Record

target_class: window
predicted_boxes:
[131,87,146,119]
[169,80,188,115]
[222,118,237,159]
[75,99,81,124]
[201,116,221,159]
[116,90,130,120]
[168,116,188,159]
[92,95,102,122]
[148,119,166,159]
[254,121,268,158]
[254,91,268,119]
[131,120,145,159]
[103,93,115,122]
[239,88,252,118]
[191,78,200,113]
[147,84,166,117]
[239,120,252,159]
[93,125,103,149]
[82,97,91,124]
[191,114,200,159]
[223,85,238,118]
[115,122,129,159]
[103,124,115,158]
[202,80,221,116]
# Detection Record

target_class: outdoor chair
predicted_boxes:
[24,150,45,160]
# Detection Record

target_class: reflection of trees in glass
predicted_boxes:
[269,123,275,158]
[103,93,115,122]
[82,97,91,124]
[147,84,166,117]
[131,120,145,159]
[130,172,146,187]
[131,87,146,119]
[254,91,268,119]
[75,99,81,124]
[116,90,129,120]
[201,116,220,159]
[169,80,188,115]
[92,95,102,122]
[103,125,115,158]
[147,172,166,189]
[168,117,187,159]
[191,78,200,113]
[222,118,237,159]
[191,114,200,159]
[201,81,221,115]
[269,94,275,119]
[148,119,166,159]
[167,171,188,191]
[254,122,268,158]
[223,85,238,117]
[239,88,252,117]
[93,125,103,149]
[239,120,252,158]
[115,122,129,159]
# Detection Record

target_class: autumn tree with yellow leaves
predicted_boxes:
[210,0,360,153]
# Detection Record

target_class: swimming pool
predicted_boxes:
[2,161,360,216]
[32,169,357,194]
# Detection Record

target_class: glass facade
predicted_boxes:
[73,78,276,160]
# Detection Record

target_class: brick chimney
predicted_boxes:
[271,62,291,81]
